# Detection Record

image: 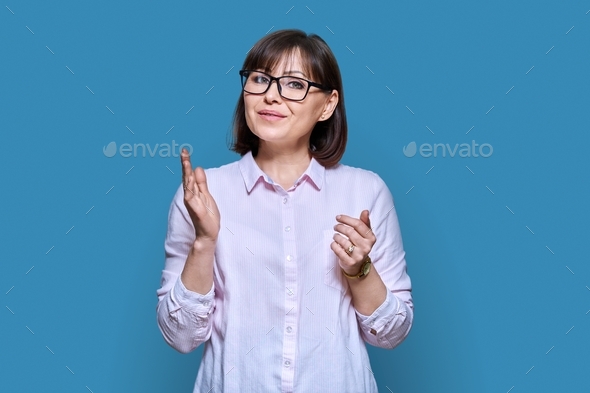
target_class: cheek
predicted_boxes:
[244,112,255,132]
[301,100,322,118]
[243,100,256,126]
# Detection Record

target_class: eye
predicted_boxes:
[252,74,270,84]
[284,78,306,90]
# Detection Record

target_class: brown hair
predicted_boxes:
[227,29,347,168]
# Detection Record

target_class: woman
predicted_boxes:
[156,29,413,393]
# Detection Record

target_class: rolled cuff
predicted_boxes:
[355,289,399,335]
[173,275,215,316]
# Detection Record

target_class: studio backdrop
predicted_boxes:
[1,1,589,392]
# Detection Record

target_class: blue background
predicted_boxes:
[1,1,589,392]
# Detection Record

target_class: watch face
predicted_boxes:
[361,262,371,276]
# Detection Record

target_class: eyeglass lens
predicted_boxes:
[242,71,309,100]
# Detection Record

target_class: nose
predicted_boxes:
[264,79,282,101]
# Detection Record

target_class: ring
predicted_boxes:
[346,243,355,255]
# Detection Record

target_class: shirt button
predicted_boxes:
[284,360,291,367]
[286,255,292,261]
[285,226,291,232]
[282,197,288,204]
[203,300,209,306]
[286,326,292,333]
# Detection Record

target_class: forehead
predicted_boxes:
[271,50,301,69]
[255,48,314,78]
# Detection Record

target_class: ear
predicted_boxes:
[320,90,339,121]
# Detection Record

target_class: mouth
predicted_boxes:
[258,111,286,121]
[258,111,286,118]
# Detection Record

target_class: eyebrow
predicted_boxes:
[284,70,308,78]
[255,68,310,79]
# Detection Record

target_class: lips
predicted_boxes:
[258,110,286,118]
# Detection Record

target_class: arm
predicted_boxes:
[350,174,414,349]
[156,184,217,354]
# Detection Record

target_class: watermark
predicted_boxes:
[403,140,493,158]
[103,140,193,158]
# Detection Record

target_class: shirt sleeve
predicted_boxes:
[155,183,217,354]
[353,173,414,349]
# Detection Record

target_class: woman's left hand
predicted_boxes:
[331,210,376,276]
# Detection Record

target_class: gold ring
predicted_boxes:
[346,243,355,255]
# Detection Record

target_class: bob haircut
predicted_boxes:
[228,29,347,168]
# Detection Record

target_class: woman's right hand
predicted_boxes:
[181,148,220,244]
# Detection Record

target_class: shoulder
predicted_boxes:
[203,159,240,181]
[203,159,243,194]
[326,162,387,191]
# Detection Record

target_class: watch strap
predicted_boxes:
[341,256,372,279]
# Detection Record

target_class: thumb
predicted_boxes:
[360,210,371,228]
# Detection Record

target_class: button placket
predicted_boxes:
[281,191,297,391]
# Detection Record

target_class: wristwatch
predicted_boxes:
[341,256,372,279]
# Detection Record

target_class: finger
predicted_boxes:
[194,167,211,196]
[333,233,355,256]
[182,156,198,199]
[336,214,372,240]
[361,210,373,236]
[361,210,371,229]
[184,167,197,198]
[185,176,209,219]
[333,222,360,246]
[335,225,371,259]
[181,148,193,188]
[330,240,354,265]
[181,151,199,199]
[193,172,216,217]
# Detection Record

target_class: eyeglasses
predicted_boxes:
[239,69,333,101]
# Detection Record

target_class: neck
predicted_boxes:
[253,142,312,186]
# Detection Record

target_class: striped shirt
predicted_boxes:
[156,150,413,393]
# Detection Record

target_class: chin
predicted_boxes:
[252,126,285,140]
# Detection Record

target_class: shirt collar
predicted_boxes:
[238,150,325,193]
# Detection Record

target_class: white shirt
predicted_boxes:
[156,150,413,393]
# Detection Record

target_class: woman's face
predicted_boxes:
[243,50,338,152]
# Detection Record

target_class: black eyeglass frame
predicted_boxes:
[239,69,334,102]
